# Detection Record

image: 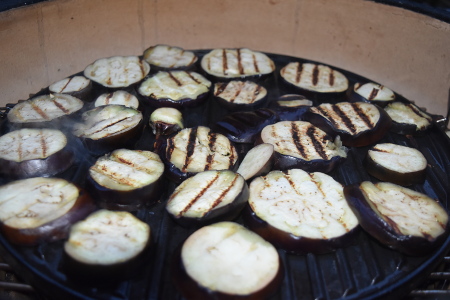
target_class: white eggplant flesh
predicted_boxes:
[237,143,274,181]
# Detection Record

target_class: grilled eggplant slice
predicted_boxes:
[84,56,150,89]
[166,170,248,227]
[384,101,433,135]
[244,169,359,254]
[143,44,198,71]
[63,209,151,282]
[172,221,282,299]
[73,105,143,155]
[0,128,74,179]
[200,48,275,80]
[258,121,347,173]
[269,94,313,121]
[138,71,211,108]
[213,81,267,111]
[94,90,140,110]
[87,149,165,211]
[365,143,427,186]
[214,108,279,144]
[280,62,348,99]
[149,107,184,137]
[236,143,274,181]
[49,76,93,101]
[160,126,239,183]
[0,177,95,246]
[6,93,84,129]
[348,82,395,107]
[305,102,392,147]
[344,181,449,256]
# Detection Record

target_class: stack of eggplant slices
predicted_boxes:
[0,45,448,299]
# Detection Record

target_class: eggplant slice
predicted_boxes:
[161,126,239,183]
[172,221,282,299]
[384,101,433,135]
[213,80,268,110]
[364,143,427,186]
[0,128,74,179]
[94,90,140,110]
[269,94,313,121]
[348,82,395,107]
[143,44,198,70]
[344,181,449,256]
[258,121,348,173]
[49,76,93,101]
[166,170,248,227]
[236,143,274,181]
[138,71,211,108]
[0,177,95,246]
[305,102,392,147]
[200,48,275,80]
[244,169,359,254]
[149,107,184,137]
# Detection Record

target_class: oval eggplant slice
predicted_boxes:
[0,177,95,246]
[280,62,348,98]
[258,121,348,173]
[269,94,313,121]
[236,143,274,181]
[166,170,248,227]
[384,101,433,135]
[84,56,150,89]
[0,128,74,179]
[138,71,211,108]
[149,107,184,137]
[344,181,449,256]
[63,209,151,282]
[348,82,395,107]
[49,76,93,101]
[172,221,282,299]
[161,126,239,183]
[305,102,392,147]
[73,105,143,155]
[364,143,427,186]
[7,93,84,129]
[94,90,140,110]
[214,108,279,144]
[213,81,268,111]
[87,149,165,211]
[200,48,275,80]
[143,44,198,71]
[244,169,359,254]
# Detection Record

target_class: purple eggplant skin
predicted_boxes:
[389,121,431,136]
[214,109,279,144]
[0,188,96,246]
[171,243,284,300]
[343,184,449,256]
[168,182,249,228]
[139,91,210,109]
[346,85,394,108]
[0,147,74,179]
[303,105,392,147]
[242,205,360,255]
[85,173,165,212]
[268,96,312,121]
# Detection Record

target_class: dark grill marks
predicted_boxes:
[52,99,70,114]
[237,49,244,75]
[182,127,198,172]
[168,71,182,87]
[290,122,307,158]
[368,88,380,101]
[31,103,49,120]
[250,85,262,104]
[408,104,431,121]
[252,54,260,73]
[230,86,242,103]
[312,65,319,86]
[17,131,23,161]
[295,63,303,84]
[332,105,357,134]
[186,72,202,85]
[205,132,217,170]
[214,82,228,96]
[39,130,47,158]
[329,70,335,86]
[82,116,132,138]
[166,137,175,161]
[210,174,239,210]
[61,77,73,92]
[351,103,374,129]
[139,60,146,79]
[316,106,341,130]
[105,93,113,105]
[188,53,197,67]
[178,173,219,216]
[222,49,228,76]
[306,126,328,160]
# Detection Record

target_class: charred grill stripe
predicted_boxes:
[249,85,261,104]
[290,122,308,158]
[105,93,113,105]
[139,60,146,79]
[368,88,379,101]
[230,85,242,103]
[214,82,229,97]
[178,173,219,216]
[350,103,374,129]
[205,132,217,170]
[295,63,303,84]
[168,71,182,87]
[166,137,175,161]
[52,99,70,114]
[312,65,319,86]
[186,72,202,85]
[182,127,198,172]
[252,54,260,73]
[228,142,235,168]
[407,104,430,120]
[329,70,335,86]
[125,92,132,105]
[317,106,341,130]
[40,130,47,158]
[91,165,138,186]
[331,105,357,134]
[210,174,239,210]
[31,103,50,120]
[61,77,73,93]
[222,49,228,75]
[307,126,328,160]
[17,131,23,161]
[237,49,244,75]
[81,117,133,138]
[370,147,389,153]
[188,54,197,66]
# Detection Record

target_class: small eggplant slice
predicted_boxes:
[269,94,313,121]
[280,62,348,98]
[384,101,433,135]
[237,143,274,181]
[49,76,93,101]
[138,71,211,108]
[84,56,150,89]
[244,169,359,254]
[172,221,282,299]
[87,149,165,211]
[364,143,427,186]
[214,108,279,144]
[344,181,449,256]
[63,210,151,282]
[149,107,184,137]
[166,170,248,227]
[305,102,392,147]
[213,81,268,111]
[258,121,348,173]
[7,93,84,129]
[94,90,140,110]
[348,82,395,107]
[161,126,239,183]
[200,48,275,80]
[143,44,198,71]
[73,105,143,155]
[0,177,95,246]
[0,128,74,179]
